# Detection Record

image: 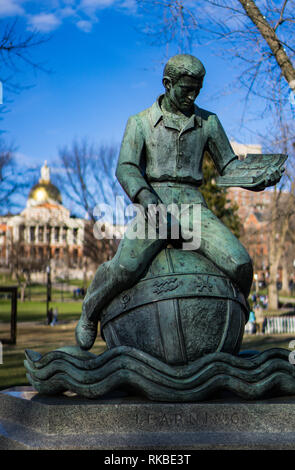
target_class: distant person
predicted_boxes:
[248,310,256,335]
[262,317,267,334]
[255,305,264,334]
[51,307,58,326]
[47,307,53,325]
[263,295,268,309]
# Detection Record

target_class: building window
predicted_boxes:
[55,248,60,259]
[30,226,35,243]
[73,248,78,264]
[31,246,37,257]
[46,225,51,243]
[19,225,25,242]
[73,228,78,244]
[38,247,44,260]
[54,227,60,243]
[38,226,44,242]
[62,226,68,242]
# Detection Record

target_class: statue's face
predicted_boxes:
[165,75,203,113]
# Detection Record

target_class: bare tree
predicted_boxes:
[7,237,44,302]
[57,140,127,264]
[0,139,39,214]
[138,0,295,310]
[267,187,294,310]
[138,0,295,108]
[281,248,293,295]
[237,0,295,91]
[262,114,295,310]
[0,19,48,96]
[0,141,15,209]
[0,20,49,211]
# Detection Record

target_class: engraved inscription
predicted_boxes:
[195,275,214,293]
[152,277,179,295]
[134,411,249,428]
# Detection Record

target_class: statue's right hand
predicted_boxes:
[136,189,160,214]
[136,188,169,233]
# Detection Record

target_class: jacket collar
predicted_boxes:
[150,95,203,130]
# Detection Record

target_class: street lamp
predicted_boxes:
[254,273,259,294]
[46,264,51,319]
[60,274,64,302]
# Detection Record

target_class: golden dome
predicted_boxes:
[28,182,62,205]
[28,161,62,205]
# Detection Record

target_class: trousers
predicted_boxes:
[82,182,253,322]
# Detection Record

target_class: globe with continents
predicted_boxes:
[100,247,249,365]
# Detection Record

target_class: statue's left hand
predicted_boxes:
[245,166,285,192]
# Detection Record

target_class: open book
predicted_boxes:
[216,153,287,188]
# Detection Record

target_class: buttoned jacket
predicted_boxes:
[116,96,237,202]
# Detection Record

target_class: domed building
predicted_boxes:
[0,162,87,281]
[27,161,63,207]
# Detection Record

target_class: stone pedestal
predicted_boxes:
[1,387,295,449]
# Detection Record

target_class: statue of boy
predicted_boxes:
[76,54,283,350]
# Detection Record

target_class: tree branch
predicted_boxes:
[238,0,295,90]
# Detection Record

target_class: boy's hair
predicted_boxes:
[163,54,206,85]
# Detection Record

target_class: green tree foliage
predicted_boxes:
[200,152,241,238]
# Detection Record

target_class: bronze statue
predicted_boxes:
[75,54,283,351]
[25,55,293,402]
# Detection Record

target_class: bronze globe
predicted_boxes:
[101,247,248,365]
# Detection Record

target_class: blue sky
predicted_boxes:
[0,0,280,193]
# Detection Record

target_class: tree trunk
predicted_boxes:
[238,0,295,90]
[266,180,294,310]
[20,283,26,302]
[268,260,279,310]
[281,256,290,295]
[83,258,88,292]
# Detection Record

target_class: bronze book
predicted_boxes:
[216,153,288,188]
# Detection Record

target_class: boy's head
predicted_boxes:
[163,54,206,84]
[163,54,206,113]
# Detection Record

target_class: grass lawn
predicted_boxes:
[242,333,294,351]
[63,279,92,288]
[0,314,294,391]
[0,299,83,323]
[0,320,107,390]
[1,285,76,302]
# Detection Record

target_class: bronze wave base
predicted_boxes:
[24,346,295,402]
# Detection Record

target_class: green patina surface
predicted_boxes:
[26,54,290,401]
